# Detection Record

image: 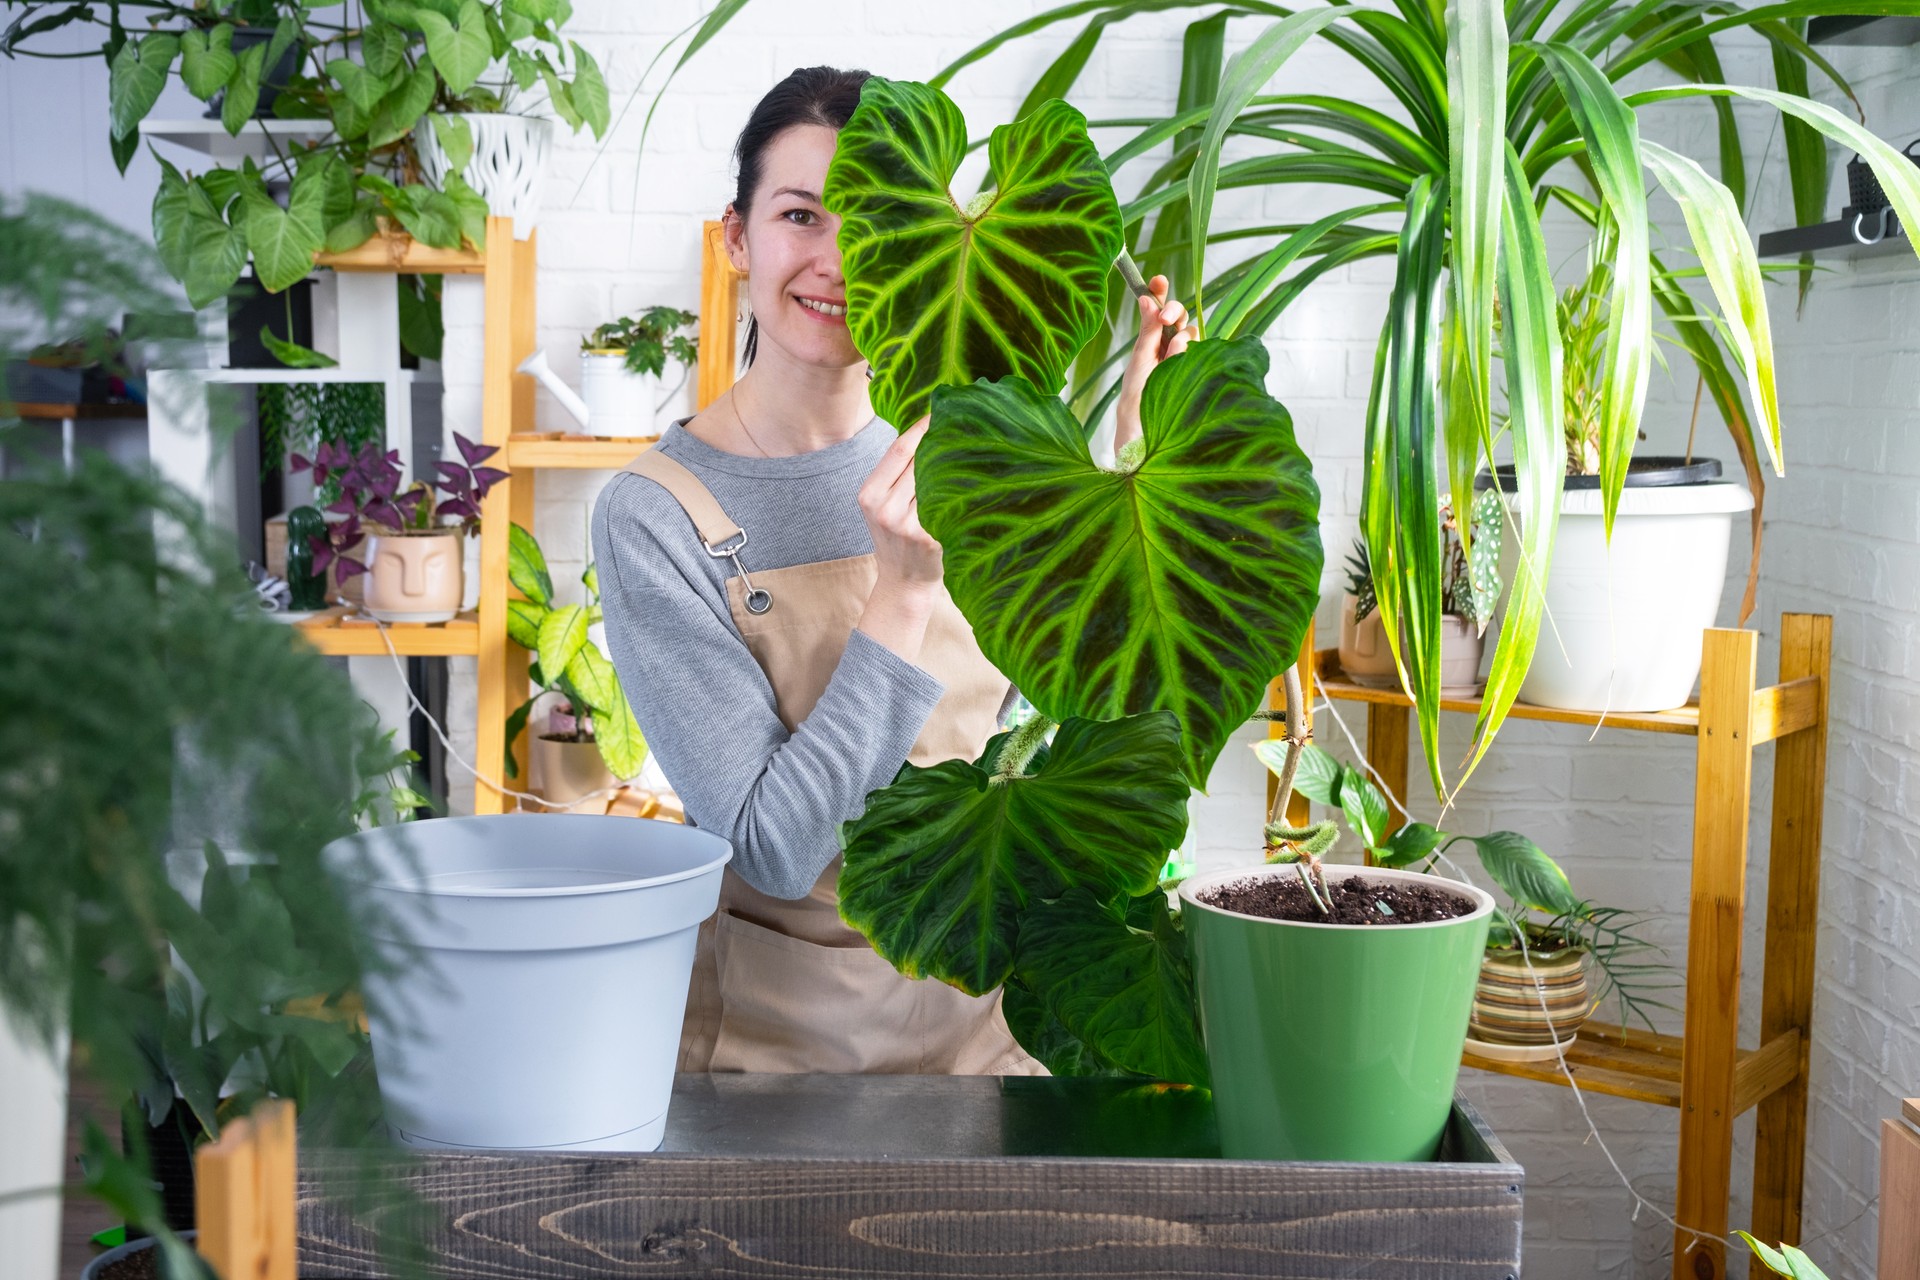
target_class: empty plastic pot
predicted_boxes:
[325,814,729,1152]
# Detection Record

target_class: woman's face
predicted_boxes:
[725,123,860,372]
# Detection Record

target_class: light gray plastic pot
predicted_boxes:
[325,814,729,1152]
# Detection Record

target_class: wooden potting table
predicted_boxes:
[195,1077,1524,1279]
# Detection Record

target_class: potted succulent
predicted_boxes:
[575,306,699,437]
[1481,233,1755,712]
[501,523,647,806]
[1263,743,1673,1062]
[816,78,1498,1163]
[291,432,505,623]
[1339,493,1501,695]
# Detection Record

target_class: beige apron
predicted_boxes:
[624,450,1042,1076]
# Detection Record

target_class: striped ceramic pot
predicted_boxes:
[1470,944,1591,1046]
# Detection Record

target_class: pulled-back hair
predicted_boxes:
[732,65,871,366]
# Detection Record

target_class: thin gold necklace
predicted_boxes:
[728,383,773,458]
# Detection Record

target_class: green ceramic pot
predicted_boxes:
[1178,864,1493,1162]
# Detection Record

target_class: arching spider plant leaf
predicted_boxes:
[1016,888,1209,1087]
[919,335,1322,787]
[838,714,1189,997]
[825,76,1123,429]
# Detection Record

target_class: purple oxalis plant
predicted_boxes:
[291,433,507,582]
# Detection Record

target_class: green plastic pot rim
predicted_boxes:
[1178,863,1494,931]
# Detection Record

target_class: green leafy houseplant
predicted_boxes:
[1347,491,1503,632]
[1257,741,1672,1031]
[2,0,614,310]
[824,78,1324,1084]
[583,305,698,378]
[0,192,417,1271]
[502,523,646,782]
[942,0,1920,799]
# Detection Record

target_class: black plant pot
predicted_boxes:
[202,26,305,121]
[122,1102,206,1239]
[1475,455,1723,493]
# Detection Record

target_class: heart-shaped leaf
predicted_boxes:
[537,603,589,683]
[429,113,474,175]
[109,33,179,139]
[362,21,411,77]
[418,0,490,95]
[151,156,194,283]
[1016,889,1209,1086]
[181,24,238,100]
[568,41,609,138]
[221,41,268,135]
[825,77,1122,429]
[240,170,326,293]
[839,714,1190,996]
[1000,983,1124,1077]
[370,58,437,149]
[918,336,1323,786]
[328,57,391,114]
[259,327,337,369]
[180,183,248,309]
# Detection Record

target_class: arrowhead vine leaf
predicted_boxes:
[825,77,1122,429]
[918,335,1322,785]
[838,714,1189,997]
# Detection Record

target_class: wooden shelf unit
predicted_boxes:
[292,608,479,657]
[1283,616,1832,1280]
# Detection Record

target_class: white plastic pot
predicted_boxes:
[1,1000,67,1280]
[579,351,660,438]
[1497,473,1752,712]
[325,815,729,1152]
[416,112,552,240]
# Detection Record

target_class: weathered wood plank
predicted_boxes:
[295,1076,1523,1280]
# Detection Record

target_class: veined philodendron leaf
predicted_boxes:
[1016,889,1209,1087]
[825,76,1122,429]
[919,336,1322,786]
[838,714,1190,997]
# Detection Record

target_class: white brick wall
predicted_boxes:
[8,9,1917,1277]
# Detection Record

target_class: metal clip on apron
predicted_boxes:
[623,449,1041,1076]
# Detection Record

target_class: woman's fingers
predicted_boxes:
[860,420,923,512]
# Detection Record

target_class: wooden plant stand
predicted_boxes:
[1279,613,1832,1280]
[196,1075,1523,1280]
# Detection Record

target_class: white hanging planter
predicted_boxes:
[416,112,553,240]
[0,1000,68,1280]
[1490,459,1752,713]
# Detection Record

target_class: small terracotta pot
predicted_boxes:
[530,734,617,810]
[1337,596,1486,695]
[1470,944,1590,1046]
[362,529,464,623]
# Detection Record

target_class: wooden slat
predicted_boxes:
[1316,649,1703,735]
[697,219,744,410]
[1733,1031,1804,1115]
[196,1099,295,1280]
[295,1076,1524,1280]
[1366,700,1411,837]
[1906,1098,1919,1129]
[315,230,485,274]
[2,401,147,419]
[1463,1019,1687,1107]
[1673,628,1761,1280]
[1881,1115,1920,1280]
[1750,675,1821,744]
[1750,614,1833,1249]
[504,434,659,468]
[293,609,481,657]
[473,219,526,815]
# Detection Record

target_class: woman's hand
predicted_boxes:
[1113,274,1198,456]
[856,418,942,662]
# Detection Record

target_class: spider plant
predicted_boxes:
[938,0,1920,800]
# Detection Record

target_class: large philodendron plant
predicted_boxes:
[937,0,1920,800]
[828,79,1324,1083]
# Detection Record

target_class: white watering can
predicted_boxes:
[518,348,684,439]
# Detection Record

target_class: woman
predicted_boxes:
[592,65,1195,1075]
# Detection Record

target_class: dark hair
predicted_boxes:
[733,65,871,366]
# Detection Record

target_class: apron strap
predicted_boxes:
[624,448,774,616]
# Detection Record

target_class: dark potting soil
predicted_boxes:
[1199,874,1478,925]
[95,1248,162,1280]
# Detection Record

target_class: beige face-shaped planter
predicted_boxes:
[362,529,465,623]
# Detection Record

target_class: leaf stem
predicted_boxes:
[1263,667,1307,828]
[992,714,1055,783]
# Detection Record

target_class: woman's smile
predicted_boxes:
[794,294,847,322]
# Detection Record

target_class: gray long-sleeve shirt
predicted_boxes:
[590,418,945,900]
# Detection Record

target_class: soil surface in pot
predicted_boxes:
[1199,874,1478,925]
[95,1249,162,1280]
